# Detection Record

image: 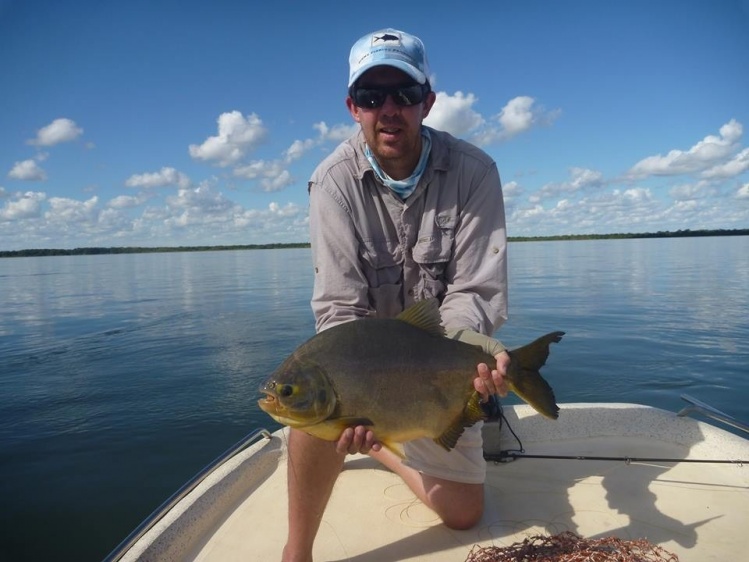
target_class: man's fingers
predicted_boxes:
[476,354,511,400]
[475,362,494,400]
[492,369,509,398]
[336,427,354,455]
[336,426,380,455]
[494,351,511,397]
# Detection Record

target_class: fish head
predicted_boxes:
[257,358,337,428]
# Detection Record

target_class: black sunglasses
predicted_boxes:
[349,83,429,109]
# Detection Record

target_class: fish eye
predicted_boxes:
[279,384,294,397]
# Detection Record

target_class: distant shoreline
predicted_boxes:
[1,229,747,258]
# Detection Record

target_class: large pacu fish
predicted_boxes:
[258,299,563,452]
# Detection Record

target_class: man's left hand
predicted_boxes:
[474,350,510,401]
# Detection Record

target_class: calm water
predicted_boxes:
[1,238,748,561]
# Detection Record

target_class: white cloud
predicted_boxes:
[497,96,536,137]
[268,201,302,217]
[668,181,719,201]
[424,94,559,145]
[108,194,147,209]
[8,159,47,181]
[27,118,83,146]
[424,91,484,137]
[125,167,191,189]
[628,119,743,178]
[569,167,604,189]
[163,181,256,229]
[0,181,311,249]
[45,195,99,223]
[511,186,663,235]
[500,180,523,212]
[284,138,316,163]
[233,160,295,192]
[509,173,749,236]
[502,180,521,196]
[530,167,604,203]
[314,122,359,142]
[189,111,267,166]
[261,170,293,192]
[154,183,307,240]
[233,160,279,180]
[701,147,749,179]
[234,160,284,180]
[737,183,749,200]
[0,191,46,220]
[492,96,560,143]
[280,122,358,165]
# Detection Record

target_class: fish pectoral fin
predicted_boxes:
[435,392,485,451]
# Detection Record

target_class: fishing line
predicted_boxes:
[495,399,524,454]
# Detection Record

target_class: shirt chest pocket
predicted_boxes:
[359,237,404,317]
[412,213,456,265]
[411,213,456,301]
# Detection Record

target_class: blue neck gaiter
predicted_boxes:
[365,128,431,199]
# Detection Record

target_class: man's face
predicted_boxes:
[346,66,436,180]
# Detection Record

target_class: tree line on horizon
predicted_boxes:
[1,229,746,258]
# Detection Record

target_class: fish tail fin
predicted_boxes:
[508,331,564,419]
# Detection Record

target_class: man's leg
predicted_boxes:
[369,447,484,529]
[281,428,345,562]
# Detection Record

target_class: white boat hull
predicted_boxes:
[115,403,749,561]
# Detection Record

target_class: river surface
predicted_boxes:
[1,237,747,561]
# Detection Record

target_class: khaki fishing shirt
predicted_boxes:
[308,126,508,340]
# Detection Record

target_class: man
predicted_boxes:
[282,28,509,562]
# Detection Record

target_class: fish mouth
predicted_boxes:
[257,390,279,412]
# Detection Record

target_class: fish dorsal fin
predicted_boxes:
[396,298,445,337]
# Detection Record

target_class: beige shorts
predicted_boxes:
[402,422,485,484]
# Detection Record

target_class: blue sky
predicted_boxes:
[1,0,748,250]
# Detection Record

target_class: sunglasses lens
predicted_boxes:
[354,89,387,108]
[393,85,425,105]
[353,85,425,108]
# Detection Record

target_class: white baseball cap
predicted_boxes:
[348,28,430,87]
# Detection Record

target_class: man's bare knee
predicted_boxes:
[425,480,485,530]
[440,503,483,530]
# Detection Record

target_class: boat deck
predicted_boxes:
[121,404,749,561]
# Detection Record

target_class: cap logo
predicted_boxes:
[372,32,401,45]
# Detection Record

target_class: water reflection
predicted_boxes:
[504,237,749,423]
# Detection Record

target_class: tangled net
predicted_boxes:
[465,531,679,562]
